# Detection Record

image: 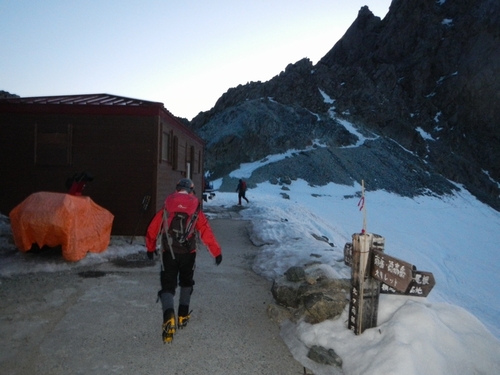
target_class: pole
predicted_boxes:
[129,194,151,244]
[348,180,383,334]
[361,180,367,233]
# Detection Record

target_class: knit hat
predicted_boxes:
[176,178,195,193]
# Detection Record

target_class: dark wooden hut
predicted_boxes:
[0,93,206,235]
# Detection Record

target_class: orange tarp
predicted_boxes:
[9,192,114,262]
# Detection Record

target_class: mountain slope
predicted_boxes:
[191,0,500,210]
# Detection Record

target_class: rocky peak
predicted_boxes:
[191,0,500,211]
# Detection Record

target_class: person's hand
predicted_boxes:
[147,251,155,260]
[215,254,222,266]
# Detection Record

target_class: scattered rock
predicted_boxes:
[271,278,301,308]
[266,303,293,325]
[303,291,349,323]
[280,176,292,185]
[307,345,343,367]
[311,233,335,247]
[284,266,306,282]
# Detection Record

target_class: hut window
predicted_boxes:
[198,150,202,173]
[172,136,178,170]
[35,124,72,166]
[190,146,195,171]
[161,131,170,162]
[169,130,173,162]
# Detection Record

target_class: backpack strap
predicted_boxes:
[158,208,175,270]
[178,203,201,244]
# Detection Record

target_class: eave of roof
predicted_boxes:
[0,93,163,107]
[0,93,206,145]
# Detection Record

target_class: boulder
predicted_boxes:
[307,345,343,367]
[270,266,350,324]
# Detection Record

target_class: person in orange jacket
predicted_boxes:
[145,178,222,343]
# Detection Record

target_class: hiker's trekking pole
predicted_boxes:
[157,219,165,271]
[166,234,176,262]
[179,203,201,244]
[130,195,151,244]
[159,208,175,270]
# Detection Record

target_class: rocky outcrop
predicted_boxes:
[191,0,500,211]
[198,97,356,178]
[267,265,351,325]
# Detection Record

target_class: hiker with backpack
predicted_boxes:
[145,178,222,343]
[236,178,249,205]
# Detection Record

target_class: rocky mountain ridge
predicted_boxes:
[190,0,500,211]
[0,91,19,99]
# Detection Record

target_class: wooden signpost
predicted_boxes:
[345,180,436,335]
[344,237,436,335]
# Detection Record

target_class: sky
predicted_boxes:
[0,0,391,120]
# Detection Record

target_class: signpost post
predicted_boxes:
[347,233,385,335]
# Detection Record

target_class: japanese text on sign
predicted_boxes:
[371,250,413,293]
[380,270,435,297]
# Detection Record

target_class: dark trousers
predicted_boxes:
[238,192,249,205]
[160,251,196,295]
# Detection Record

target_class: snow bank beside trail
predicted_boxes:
[291,295,500,375]
[204,178,500,340]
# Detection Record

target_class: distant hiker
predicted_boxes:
[145,178,222,344]
[236,178,249,205]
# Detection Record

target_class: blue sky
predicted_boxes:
[0,0,390,120]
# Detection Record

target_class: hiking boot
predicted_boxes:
[162,308,176,344]
[178,314,190,328]
[178,304,191,329]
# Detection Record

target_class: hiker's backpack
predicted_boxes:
[168,212,195,248]
[241,181,247,191]
[163,193,200,254]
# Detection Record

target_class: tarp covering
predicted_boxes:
[9,192,114,262]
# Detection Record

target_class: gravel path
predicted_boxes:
[0,215,305,375]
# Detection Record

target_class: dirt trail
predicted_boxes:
[0,213,305,375]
